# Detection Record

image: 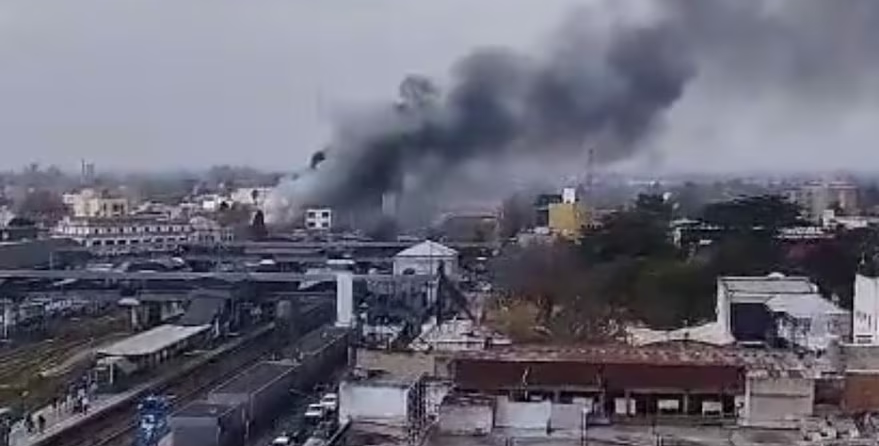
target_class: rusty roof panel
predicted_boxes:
[843,372,879,413]
[450,344,801,373]
[454,359,742,392]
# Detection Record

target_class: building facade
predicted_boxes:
[53,216,192,254]
[716,275,848,351]
[789,181,859,222]
[304,208,332,230]
[854,273,879,345]
[63,188,130,218]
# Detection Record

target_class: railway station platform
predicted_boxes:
[8,323,274,446]
[9,387,140,446]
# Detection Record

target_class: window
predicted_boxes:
[321,211,330,218]
[307,211,317,218]
[306,221,316,228]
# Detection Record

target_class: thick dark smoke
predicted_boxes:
[289,0,879,222]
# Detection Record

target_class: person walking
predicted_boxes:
[24,413,34,434]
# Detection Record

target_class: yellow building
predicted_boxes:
[63,188,130,218]
[548,202,588,239]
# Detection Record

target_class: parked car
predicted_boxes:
[271,435,293,446]
[319,393,337,412]
[304,403,325,421]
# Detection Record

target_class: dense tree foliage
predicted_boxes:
[488,192,873,340]
[14,189,68,222]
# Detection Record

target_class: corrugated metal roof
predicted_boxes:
[177,297,224,326]
[394,241,457,258]
[843,372,879,413]
[98,324,209,357]
[721,276,816,298]
[176,401,237,417]
[211,361,293,395]
[454,360,743,392]
[450,344,804,372]
[766,293,848,318]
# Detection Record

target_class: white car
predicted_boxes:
[271,436,292,446]
[304,403,325,420]
[319,393,338,412]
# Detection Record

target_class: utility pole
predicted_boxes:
[584,146,596,203]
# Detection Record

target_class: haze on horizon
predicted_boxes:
[0,0,878,175]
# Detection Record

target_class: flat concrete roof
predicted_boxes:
[98,324,209,357]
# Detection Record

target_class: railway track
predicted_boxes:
[41,324,277,446]
[0,318,128,408]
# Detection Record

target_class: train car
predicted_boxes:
[207,361,297,437]
[170,401,245,446]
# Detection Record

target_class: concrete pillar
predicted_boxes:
[130,306,140,330]
[2,301,11,339]
[336,272,354,328]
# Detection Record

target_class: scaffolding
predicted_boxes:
[405,374,429,446]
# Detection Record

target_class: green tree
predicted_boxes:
[701,195,801,233]
[581,194,676,262]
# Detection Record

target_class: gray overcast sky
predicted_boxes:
[0,0,583,172]
[2,0,878,174]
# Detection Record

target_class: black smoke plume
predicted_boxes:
[296,0,879,218]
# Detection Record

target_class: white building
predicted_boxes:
[53,215,192,254]
[63,188,130,218]
[765,292,849,351]
[304,208,332,230]
[197,194,227,212]
[789,181,859,222]
[230,187,272,207]
[338,370,448,444]
[188,216,235,244]
[393,240,458,278]
[409,318,511,353]
[853,273,879,345]
[716,275,849,351]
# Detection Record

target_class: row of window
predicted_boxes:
[306,210,331,219]
[84,236,188,247]
[59,224,190,236]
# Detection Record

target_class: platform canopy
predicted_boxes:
[98,324,210,357]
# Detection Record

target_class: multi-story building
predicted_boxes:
[230,187,272,207]
[189,216,235,244]
[53,215,192,254]
[789,181,859,222]
[304,208,332,230]
[63,188,130,218]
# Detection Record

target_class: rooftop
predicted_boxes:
[410,318,511,352]
[395,240,457,258]
[211,361,293,395]
[176,401,237,418]
[451,343,804,372]
[720,275,817,302]
[766,293,847,318]
[98,324,209,357]
[345,368,422,388]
